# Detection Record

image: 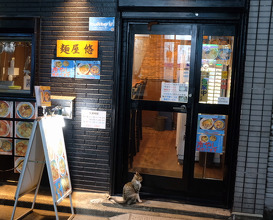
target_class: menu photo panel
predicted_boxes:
[0,138,12,155]
[15,101,36,120]
[0,120,13,138]
[41,117,72,203]
[0,101,13,118]
[15,121,33,139]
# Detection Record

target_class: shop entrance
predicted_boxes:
[115,23,237,207]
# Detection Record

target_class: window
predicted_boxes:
[0,35,33,94]
[0,17,38,96]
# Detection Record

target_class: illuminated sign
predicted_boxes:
[56,40,98,58]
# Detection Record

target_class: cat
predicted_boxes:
[108,172,143,205]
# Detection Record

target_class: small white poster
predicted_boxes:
[161,82,188,103]
[81,110,106,129]
[218,97,229,105]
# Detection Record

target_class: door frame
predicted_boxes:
[111,13,247,209]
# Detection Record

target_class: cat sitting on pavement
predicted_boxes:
[108,172,143,205]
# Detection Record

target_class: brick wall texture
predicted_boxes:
[233,0,273,215]
[0,0,117,192]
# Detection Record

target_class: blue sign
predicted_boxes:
[196,133,223,153]
[195,114,226,153]
[51,60,75,78]
[89,17,115,32]
[75,61,101,79]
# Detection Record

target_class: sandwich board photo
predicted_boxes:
[11,116,74,220]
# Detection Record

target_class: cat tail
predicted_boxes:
[107,195,126,205]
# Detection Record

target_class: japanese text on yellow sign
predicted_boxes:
[57,40,98,58]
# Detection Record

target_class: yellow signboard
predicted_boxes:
[57,40,98,58]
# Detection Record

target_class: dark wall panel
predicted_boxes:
[0,0,117,192]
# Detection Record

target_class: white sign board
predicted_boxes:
[81,110,106,129]
[161,82,188,103]
[12,116,74,220]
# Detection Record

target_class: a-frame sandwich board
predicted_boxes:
[11,116,74,220]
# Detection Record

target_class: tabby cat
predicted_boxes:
[108,172,143,205]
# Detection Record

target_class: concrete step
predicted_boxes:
[0,184,232,220]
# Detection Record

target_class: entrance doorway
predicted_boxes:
[115,22,238,207]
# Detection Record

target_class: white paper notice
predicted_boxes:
[218,97,229,105]
[81,110,106,129]
[161,82,188,103]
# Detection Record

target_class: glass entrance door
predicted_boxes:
[119,23,237,205]
[128,25,194,181]
[129,31,192,178]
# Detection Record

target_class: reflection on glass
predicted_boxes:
[194,113,228,180]
[128,110,186,178]
[131,34,191,103]
[199,36,234,104]
[0,37,32,93]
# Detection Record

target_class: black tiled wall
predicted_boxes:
[0,0,117,192]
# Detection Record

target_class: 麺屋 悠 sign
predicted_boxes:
[56,40,98,58]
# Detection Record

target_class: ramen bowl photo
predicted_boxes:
[199,134,209,143]
[77,63,90,75]
[0,101,10,118]
[16,102,34,119]
[0,120,11,137]
[16,121,33,138]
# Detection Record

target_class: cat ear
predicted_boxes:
[135,171,139,175]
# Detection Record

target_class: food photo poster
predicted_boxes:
[42,117,71,202]
[51,59,101,80]
[195,114,226,154]
[51,60,75,78]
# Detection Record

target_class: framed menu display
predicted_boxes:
[11,116,74,220]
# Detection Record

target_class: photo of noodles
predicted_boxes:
[1,140,12,152]
[0,101,10,118]
[15,140,29,156]
[16,121,33,138]
[200,118,213,130]
[54,60,62,68]
[199,134,209,143]
[0,120,10,137]
[210,135,217,142]
[58,157,66,175]
[61,176,70,192]
[50,160,59,182]
[17,102,34,119]
[90,65,99,74]
[78,64,90,75]
[214,120,225,130]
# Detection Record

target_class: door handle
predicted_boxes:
[173,105,187,112]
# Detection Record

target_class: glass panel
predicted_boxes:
[0,37,32,94]
[194,114,228,180]
[128,110,186,178]
[199,36,234,104]
[131,34,191,103]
